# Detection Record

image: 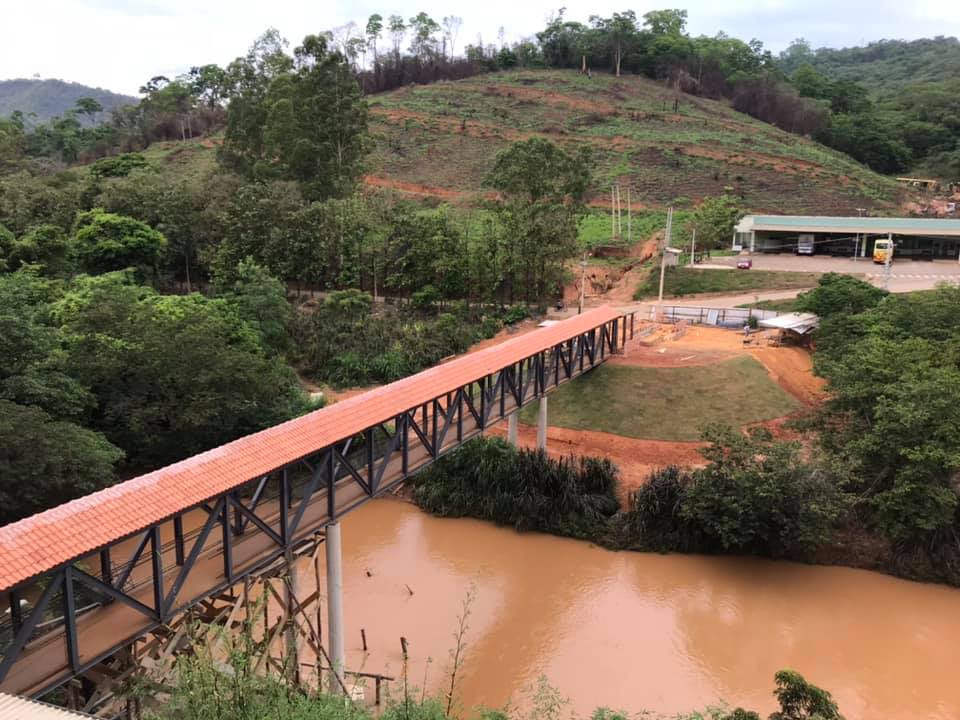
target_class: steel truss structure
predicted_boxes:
[0,310,635,698]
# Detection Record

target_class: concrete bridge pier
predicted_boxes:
[537,396,548,451]
[325,521,345,694]
[507,413,518,446]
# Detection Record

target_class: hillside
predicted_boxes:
[0,78,137,124]
[787,37,960,103]
[366,69,903,215]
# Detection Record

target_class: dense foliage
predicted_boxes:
[292,290,509,387]
[612,427,845,558]
[0,267,311,521]
[779,37,960,177]
[412,437,620,540]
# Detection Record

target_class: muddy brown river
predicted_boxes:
[302,499,960,719]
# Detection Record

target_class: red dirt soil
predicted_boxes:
[488,423,706,500]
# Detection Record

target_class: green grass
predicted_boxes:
[634,266,821,300]
[520,357,799,441]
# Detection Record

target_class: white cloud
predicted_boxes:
[1,0,957,95]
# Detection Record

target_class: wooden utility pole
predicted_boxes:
[689,227,696,267]
[611,187,616,241]
[658,207,674,307]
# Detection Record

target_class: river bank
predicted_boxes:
[307,499,960,720]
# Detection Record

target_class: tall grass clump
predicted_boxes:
[411,437,620,541]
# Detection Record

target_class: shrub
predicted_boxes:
[89,152,150,179]
[681,425,846,558]
[613,466,700,552]
[412,437,620,541]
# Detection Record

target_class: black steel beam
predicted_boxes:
[72,567,157,622]
[173,516,185,566]
[150,527,164,622]
[0,572,63,682]
[62,567,79,673]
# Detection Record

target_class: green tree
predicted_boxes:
[408,12,440,59]
[366,14,384,65]
[690,194,742,249]
[484,137,592,303]
[769,669,842,720]
[214,258,292,355]
[642,9,687,36]
[681,425,845,557]
[0,401,123,524]
[589,11,639,76]
[8,224,72,275]
[56,274,307,470]
[793,273,887,318]
[71,208,167,277]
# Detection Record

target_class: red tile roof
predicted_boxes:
[0,307,623,591]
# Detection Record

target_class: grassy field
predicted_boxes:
[633,266,821,299]
[366,69,903,214]
[519,357,799,441]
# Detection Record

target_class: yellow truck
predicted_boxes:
[873,238,894,264]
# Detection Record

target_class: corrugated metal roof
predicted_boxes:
[738,215,960,237]
[0,306,623,592]
[0,693,96,719]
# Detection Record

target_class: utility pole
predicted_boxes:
[578,252,588,314]
[689,227,696,267]
[658,207,673,308]
[857,207,867,258]
[627,186,632,243]
[883,231,893,290]
[610,185,617,242]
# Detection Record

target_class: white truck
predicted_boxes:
[796,233,815,255]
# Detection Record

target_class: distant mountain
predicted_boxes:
[0,78,138,125]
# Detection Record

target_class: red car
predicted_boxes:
[736,258,753,269]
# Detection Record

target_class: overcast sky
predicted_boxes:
[2,0,957,95]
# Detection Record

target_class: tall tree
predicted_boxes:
[408,12,440,60]
[366,14,384,65]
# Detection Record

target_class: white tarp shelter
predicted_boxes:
[758,312,819,335]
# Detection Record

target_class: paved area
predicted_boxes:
[709,254,960,293]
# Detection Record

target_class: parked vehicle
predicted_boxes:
[873,238,894,264]
[796,233,815,255]
[736,258,753,269]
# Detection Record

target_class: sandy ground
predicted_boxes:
[488,423,707,500]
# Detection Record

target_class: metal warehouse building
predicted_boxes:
[732,215,960,260]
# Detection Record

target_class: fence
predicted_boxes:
[651,305,780,328]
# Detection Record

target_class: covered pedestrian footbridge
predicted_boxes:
[0,306,634,702]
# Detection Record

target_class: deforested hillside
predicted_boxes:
[366,69,904,214]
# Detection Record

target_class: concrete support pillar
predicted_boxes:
[536,396,548,451]
[283,552,300,684]
[325,521,345,693]
[507,413,518,446]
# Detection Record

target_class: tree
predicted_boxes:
[224,33,368,200]
[188,64,232,108]
[0,401,123,524]
[366,14,384,65]
[681,426,845,558]
[408,12,440,60]
[71,208,167,277]
[74,97,103,124]
[57,274,307,470]
[643,9,687,36]
[590,11,638,76]
[793,273,887,318]
[388,15,406,63]
[769,670,842,720]
[690,194,742,249]
[484,138,592,303]
[8,224,72,275]
[214,258,292,355]
[442,16,463,60]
